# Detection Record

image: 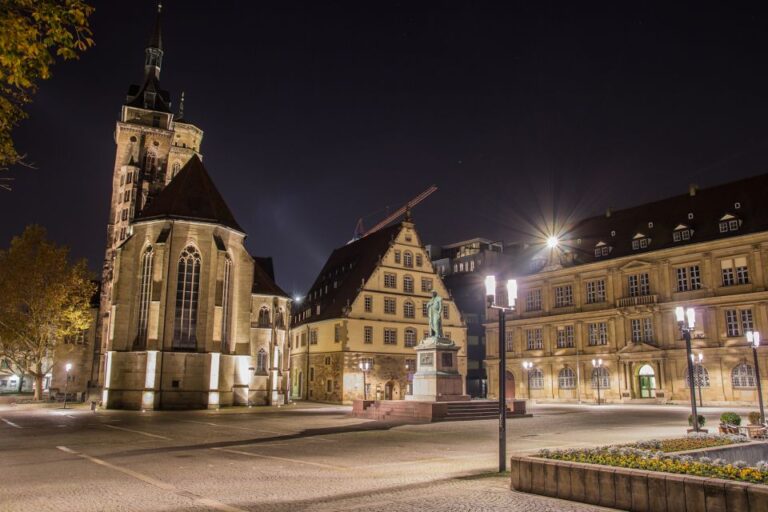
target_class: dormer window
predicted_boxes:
[594,241,612,258]
[631,233,650,250]
[719,214,741,233]
[672,224,694,242]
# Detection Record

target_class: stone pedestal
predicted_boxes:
[406,336,469,402]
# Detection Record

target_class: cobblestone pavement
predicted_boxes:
[0,402,751,511]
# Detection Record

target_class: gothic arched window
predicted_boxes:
[256,348,268,373]
[143,148,157,174]
[136,246,153,349]
[172,161,181,178]
[258,306,271,328]
[173,245,201,349]
[221,254,233,353]
[275,308,285,329]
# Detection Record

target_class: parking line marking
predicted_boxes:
[1,418,22,428]
[213,447,346,470]
[56,446,244,511]
[180,420,292,436]
[104,424,171,440]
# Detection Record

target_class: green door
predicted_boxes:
[639,375,656,398]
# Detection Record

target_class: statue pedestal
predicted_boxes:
[406,336,469,402]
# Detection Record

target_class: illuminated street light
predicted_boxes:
[522,361,533,400]
[63,362,73,410]
[676,306,700,432]
[746,330,765,425]
[485,275,518,473]
[591,359,603,405]
[690,353,704,407]
[359,360,371,400]
[546,236,559,249]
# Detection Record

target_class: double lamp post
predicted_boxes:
[484,275,517,473]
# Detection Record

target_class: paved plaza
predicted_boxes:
[0,402,756,511]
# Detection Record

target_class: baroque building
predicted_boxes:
[97,7,290,409]
[486,175,768,407]
[291,218,467,404]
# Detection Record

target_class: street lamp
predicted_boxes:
[63,362,72,409]
[485,275,517,473]
[592,359,603,405]
[676,306,700,432]
[690,353,704,407]
[546,236,559,249]
[359,360,371,400]
[746,330,765,425]
[522,361,533,400]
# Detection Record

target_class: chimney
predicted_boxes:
[605,207,612,218]
[689,184,698,197]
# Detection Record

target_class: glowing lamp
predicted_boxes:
[546,236,559,249]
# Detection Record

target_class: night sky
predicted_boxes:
[4,1,768,296]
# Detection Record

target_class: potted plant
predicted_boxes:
[720,412,741,426]
[748,411,762,425]
[688,413,707,433]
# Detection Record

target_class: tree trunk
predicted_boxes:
[33,362,44,400]
[17,372,24,393]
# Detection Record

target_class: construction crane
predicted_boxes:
[351,185,438,241]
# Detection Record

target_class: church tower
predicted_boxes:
[96,4,204,388]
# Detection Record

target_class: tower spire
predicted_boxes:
[178,91,185,119]
[144,3,164,79]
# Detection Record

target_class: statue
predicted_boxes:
[426,290,443,338]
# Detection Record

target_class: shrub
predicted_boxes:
[720,412,742,426]
[748,411,762,425]
[689,414,706,427]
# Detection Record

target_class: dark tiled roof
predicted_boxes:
[125,74,172,113]
[505,172,768,277]
[137,155,243,232]
[252,257,288,298]
[295,224,402,325]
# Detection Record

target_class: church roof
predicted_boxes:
[294,223,403,325]
[137,155,243,232]
[125,73,172,113]
[147,4,163,50]
[252,257,288,297]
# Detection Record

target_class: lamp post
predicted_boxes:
[359,360,371,400]
[746,331,765,425]
[676,306,700,432]
[522,361,533,400]
[485,275,518,473]
[690,353,703,407]
[592,359,603,405]
[63,362,72,409]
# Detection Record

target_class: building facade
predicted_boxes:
[97,7,290,409]
[291,219,467,404]
[486,176,768,407]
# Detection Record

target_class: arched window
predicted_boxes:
[404,328,417,347]
[684,364,710,388]
[732,363,757,388]
[275,308,285,329]
[171,161,181,178]
[558,367,576,389]
[256,348,267,373]
[591,367,610,389]
[403,275,414,294]
[529,368,544,389]
[136,246,153,349]
[404,251,413,268]
[173,245,201,349]
[221,255,233,352]
[258,306,271,328]
[403,300,415,319]
[143,148,157,173]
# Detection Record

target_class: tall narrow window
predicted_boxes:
[221,255,233,352]
[136,246,154,349]
[173,245,201,349]
[256,348,267,373]
[258,306,271,327]
[143,148,157,174]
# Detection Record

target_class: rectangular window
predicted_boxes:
[416,254,423,267]
[631,318,642,342]
[628,273,650,297]
[442,304,449,319]
[364,296,373,312]
[421,278,433,292]
[588,322,608,346]
[310,329,318,345]
[585,280,606,304]
[326,379,332,393]
[721,257,749,286]
[384,328,397,345]
[725,309,740,337]
[741,309,754,333]
[556,325,575,348]
[630,318,654,343]
[403,277,414,293]
[504,330,514,352]
[394,250,401,264]
[526,289,542,312]
[384,297,396,314]
[421,301,428,317]
[364,326,373,344]
[525,328,543,350]
[384,273,397,288]
[123,190,130,202]
[334,324,342,343]
[300,332,307,346]
[127,171,133,183]
[121,209,128,221]
[676,265,702,292]
[643,317,653,342]
[309,367,314,381]
[554,285,573,308]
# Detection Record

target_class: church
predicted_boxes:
[95,6,291,409]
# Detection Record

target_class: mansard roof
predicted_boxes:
[137,155,243,232]
[252,256,288,298]
[125,73,172,113]
[295,223,403,325]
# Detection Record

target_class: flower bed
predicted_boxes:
[537,434,768,484]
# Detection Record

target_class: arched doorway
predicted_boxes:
[384,381,395,400]
[505,371,515,401]
[638,364,656,398]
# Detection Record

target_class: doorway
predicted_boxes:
[638,364,656,398]
[384,381,394,400]
[505,371,515,401]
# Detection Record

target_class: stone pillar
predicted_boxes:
[207,352,221,409]
[102,350,114,406]
[141,350,160,410]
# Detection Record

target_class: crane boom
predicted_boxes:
[362,185,438,237]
